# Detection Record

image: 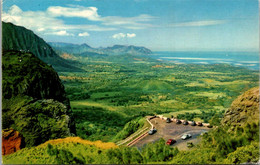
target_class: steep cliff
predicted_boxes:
[2,50,76,147]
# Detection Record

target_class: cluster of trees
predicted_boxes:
[72,106,147,141]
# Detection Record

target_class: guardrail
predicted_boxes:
[116,127,149,146]
[127,132,148,147]
[126,116,155,147]
[157,115,210,127]
[115,116,156,147]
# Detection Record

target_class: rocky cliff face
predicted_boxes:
[2,50,76,147]
[222,87,259,128]
[2,129,25,155]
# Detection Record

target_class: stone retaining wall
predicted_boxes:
[156,115,210,127]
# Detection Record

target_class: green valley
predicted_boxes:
[57,54,258,142]
[2,20,259,164]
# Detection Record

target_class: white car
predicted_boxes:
[181,134,192,140]
[148,129,157,135]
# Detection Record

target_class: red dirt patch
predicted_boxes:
[2,129,24,155]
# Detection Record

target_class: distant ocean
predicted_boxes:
[151,51,259,70]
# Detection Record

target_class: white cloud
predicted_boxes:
[112,33,126,39]
[78,32,90,37]
[47,6,101,21]
[102,14,156,29]
[112,33,136,39]
[170,20,227,27]
[126,33,136,38]
[37,28,45,32]
[47,30,74,36]
[2,4,156,37]
[2,5,116,36]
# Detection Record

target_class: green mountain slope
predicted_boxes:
[2,50,76,147]
[2,22,82,72]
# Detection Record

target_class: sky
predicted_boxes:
[2,0,259,51]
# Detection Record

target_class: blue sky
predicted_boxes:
[2,0,259,51]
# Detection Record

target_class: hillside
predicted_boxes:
[48,42,152,56]
[222,87,259,128]
[2,50,76,148]
[2,22,82,72]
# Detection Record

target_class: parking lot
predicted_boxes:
[133,117,210,150]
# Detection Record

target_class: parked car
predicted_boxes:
[207,125,213,128]
[166,139,176,145]
[191,121,196,126]
[176,119,181,124]
[197,122,203,126]
[166,118,171,123]
[148,128,157,135]
[183,120,189,125]
[181,134,192,140]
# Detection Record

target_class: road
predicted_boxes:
[133,117,210,150]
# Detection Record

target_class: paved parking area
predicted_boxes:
[133,117,210,150]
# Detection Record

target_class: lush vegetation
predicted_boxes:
[3,122,259,164]
[2,50,75,147]
[2,51,259,164]
[3,22,259,164]
[3,138,178,164]
[171,122,259,164]
[59,53,258,142]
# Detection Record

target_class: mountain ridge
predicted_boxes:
[2,22,82,72]
[48,42,152,56]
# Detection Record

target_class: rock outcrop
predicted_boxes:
[222,87,259,127]
[2,50,76,148]
[2,129,25,155]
